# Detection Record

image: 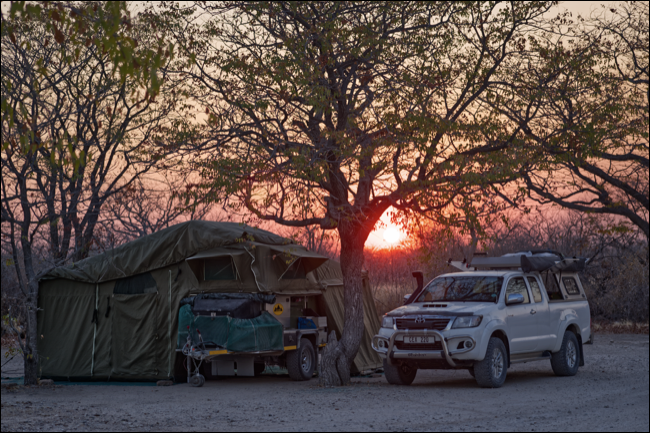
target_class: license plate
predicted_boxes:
[403,336,434,344]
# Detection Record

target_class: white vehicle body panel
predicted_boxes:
[373,269,591,367]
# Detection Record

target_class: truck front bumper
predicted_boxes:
[372,330,476,368]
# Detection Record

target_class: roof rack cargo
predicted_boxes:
[459,252,587,273]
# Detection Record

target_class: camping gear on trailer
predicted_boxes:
[191,295,262,319]
[37,220,382,382]
[177,304,284,352]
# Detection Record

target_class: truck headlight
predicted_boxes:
[452,316,482,329]
[382,316,394,329]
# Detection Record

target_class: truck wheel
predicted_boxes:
[287,339,316,381]
[473,337,507,388]
[551,331,580,377]
[383,359,417,386]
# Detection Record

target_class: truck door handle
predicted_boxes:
[530,310,537,315]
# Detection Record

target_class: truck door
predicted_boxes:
[526,276,553,351]
[504,277,538,353]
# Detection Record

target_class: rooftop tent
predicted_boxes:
[470,256,523,269]
[470,252,587,273]
[521,256,587,273]
[43,221,294,285]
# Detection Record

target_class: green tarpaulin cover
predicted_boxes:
[177,305,283,352]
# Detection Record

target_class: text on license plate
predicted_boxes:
[404,336,435,344]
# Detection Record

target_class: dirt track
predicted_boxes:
[2,334,648,432]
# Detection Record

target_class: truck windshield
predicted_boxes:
[415,276,503,303]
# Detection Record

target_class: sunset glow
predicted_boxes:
[383,227,402,245]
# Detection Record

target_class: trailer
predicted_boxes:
[37,221,382,383]
[177,292,330,385]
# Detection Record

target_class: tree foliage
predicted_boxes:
[166,1,558,385]
[1,1,179,385]
[486,2,649,237]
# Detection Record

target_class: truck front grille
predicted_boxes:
[394,341,443,351]
[395,318,450,331]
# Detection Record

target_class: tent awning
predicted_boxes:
[270,245,329,275]
[186,248,246,261]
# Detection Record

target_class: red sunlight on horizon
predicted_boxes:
[366,209,407,249]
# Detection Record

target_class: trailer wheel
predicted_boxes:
[287,338,316,381]
[190,374,205,387]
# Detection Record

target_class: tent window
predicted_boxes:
[283,259,306,280]
[563,277,580,296]
[114,272,157,295]
[205,256,236,281]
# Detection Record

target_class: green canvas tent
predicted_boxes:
[309,261,383,374]
[37,220,381,380]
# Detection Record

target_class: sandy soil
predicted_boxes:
[2,334,648,432]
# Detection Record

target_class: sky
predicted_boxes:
[365,0,610,248]
[1,0,612,249]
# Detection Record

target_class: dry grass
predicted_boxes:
[592,320,649,335]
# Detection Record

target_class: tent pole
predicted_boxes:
[168,270,172,378]
[91,283,98,376]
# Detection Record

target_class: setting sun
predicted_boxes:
[383,226,402,245]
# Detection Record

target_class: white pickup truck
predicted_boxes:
[372,251,591,388]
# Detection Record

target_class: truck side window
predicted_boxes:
[506,277,530,304]
[562,277,580,296]
[526,277,543,303]
[543,271,563,301]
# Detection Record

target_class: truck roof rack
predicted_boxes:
[446,252,587,273]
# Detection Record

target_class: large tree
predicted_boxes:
[486,2,649,237]
[166,1,557,385]
[1,1,179,384]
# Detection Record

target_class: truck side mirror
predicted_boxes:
[403,294,412,305]
[506,293,525,305]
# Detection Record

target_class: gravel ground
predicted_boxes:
[2,334,648,432]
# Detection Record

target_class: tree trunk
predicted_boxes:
[23,281,40,385]
[320,221,368,387]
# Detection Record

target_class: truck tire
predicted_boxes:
[287,338,316,381]
[383,359,417,386]
[473,337,508,388]
[551,331,580,377]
